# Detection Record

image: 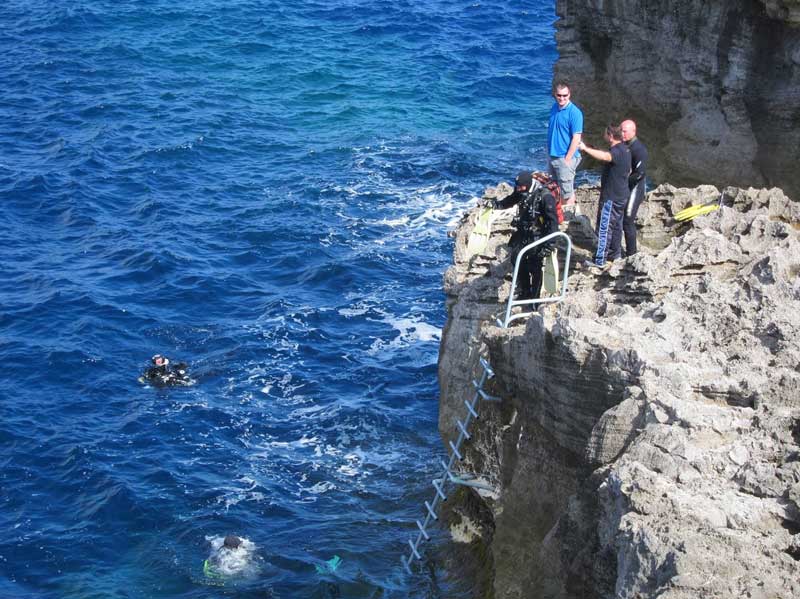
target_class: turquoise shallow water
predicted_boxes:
[0,1,558,596]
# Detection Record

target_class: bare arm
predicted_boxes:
[578,141,612,163]
[565,133,581,162]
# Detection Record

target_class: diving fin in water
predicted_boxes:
[315,555,342,575]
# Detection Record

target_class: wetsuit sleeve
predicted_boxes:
[629,142,648,188]
[493,189,522,210]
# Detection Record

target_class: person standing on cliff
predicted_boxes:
[620,119,649,256]
[490,171,560,303]
[579,124,631,268]
[547,81,583,216]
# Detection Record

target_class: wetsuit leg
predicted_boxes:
[623,181,645,256]
[517,249,535,299]
[530,253,544,299]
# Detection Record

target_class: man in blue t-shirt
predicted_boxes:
[579,124,632,268]
[547,81,583,210]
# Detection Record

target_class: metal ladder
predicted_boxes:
[401,357,500,574]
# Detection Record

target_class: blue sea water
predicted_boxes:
[0,1,558,596]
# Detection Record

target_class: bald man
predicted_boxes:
[620,120,648,256]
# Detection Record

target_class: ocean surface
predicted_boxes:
[0,1,559,596]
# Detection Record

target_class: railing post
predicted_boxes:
[497,231,573,328]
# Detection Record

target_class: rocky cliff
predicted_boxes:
[438,185,800,598]
[553,0,800,199]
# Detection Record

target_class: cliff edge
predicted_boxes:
[438,186,800,598]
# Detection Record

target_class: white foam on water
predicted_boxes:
[306,480,335,494]
[337,306,369,317]
[376,215,410,227]
[409,200,455,228]
[337,463,360,477]
[204,535,261,578]
[260,434,319,453]
[367,314,441,355]
[215,477,267,511]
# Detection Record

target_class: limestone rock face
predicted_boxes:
[553,0,800,199]
[439,185,800,598]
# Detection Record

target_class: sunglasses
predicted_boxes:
[555,93,569,98]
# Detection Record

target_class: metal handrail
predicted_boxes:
[497,231,573,328]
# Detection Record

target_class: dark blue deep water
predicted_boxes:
[0,1,557,596]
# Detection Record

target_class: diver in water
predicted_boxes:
[204,535,257,581]
[139,354,193,387]
[223,535,242,550]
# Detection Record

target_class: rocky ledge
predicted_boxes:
[438,184,800,598]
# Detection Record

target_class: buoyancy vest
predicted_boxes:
[532,171,564,224]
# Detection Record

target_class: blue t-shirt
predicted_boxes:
[547,102,583,159]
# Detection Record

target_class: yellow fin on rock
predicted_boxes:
[466,207,494,257]
[542,250,559,296]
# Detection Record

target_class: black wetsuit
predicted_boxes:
[623,137,648,256]
[594,143,632,264]
[495,185,560,300]
[141,362,191,387]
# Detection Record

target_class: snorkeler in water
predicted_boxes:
[204,535,257,580]
[139,354,194,387]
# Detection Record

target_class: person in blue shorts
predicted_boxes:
[579,124,631,268]
[547,81,583,212]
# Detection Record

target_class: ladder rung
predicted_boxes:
[415,520,430,541]
[480,358,495,378]
[408,538,421,560]
[445,468,473,482]
[432,478,446,501]
[402,554,412,574]
[449,440,462,460]
[477,388,501,402]
[424,500,438,520]
[456,418,471,440]
[440,459,452,476]
[464,399,478,418]
[450,476,495,492]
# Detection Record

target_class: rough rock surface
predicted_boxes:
[438,184,800,598]
[553,0,800,198]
